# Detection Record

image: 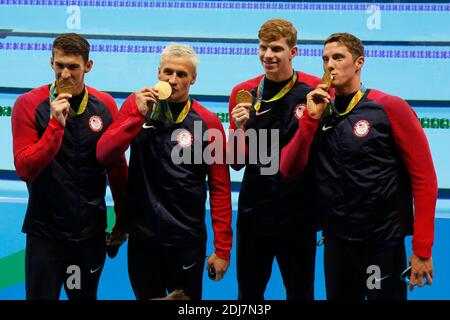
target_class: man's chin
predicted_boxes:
[168,96,184,103]
[167,93,177,101]
[264,68,278,77]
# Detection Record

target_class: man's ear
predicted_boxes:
[355,56,365,71]
[50,56,55,70]
[84,59,93,73]
[190,73,197,85]
[290,46,298,61]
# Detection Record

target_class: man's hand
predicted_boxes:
[408,254,433,291]
[206,252,230,281]
[306,84,331,119]
[231,103,252,129]
[51,93,71,127]
[135,87,159,116]
[106,224,127,246]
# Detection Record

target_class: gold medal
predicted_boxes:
[236,90,253,105]
[236,90,254,111]
[57,78,75,95]
[154,81,172,100]
[321,71,333,92]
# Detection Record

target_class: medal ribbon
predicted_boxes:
[329,85,366,116]
[253,71,297,111]
[150,99,191,125]
[49,81,89,117]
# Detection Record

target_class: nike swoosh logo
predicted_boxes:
[142,123,156,129]
[375,274,391,282]
[255,109,272,116]
[90,266,102,273]
[322,125,334,131]
[182,262,197,270]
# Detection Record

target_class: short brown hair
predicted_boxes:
[324,33,364,60]
[258,18,297,48]
[52,33,90,63]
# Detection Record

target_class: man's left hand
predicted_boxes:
[107,225,127,246]
[408,254,433,291]
[206,253,230,281]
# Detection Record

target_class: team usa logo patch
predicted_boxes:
[353,120,371,137]
[294,103,306,119]
[177,130,193,148]
[88,115,103,132]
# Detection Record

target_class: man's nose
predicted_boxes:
[168,74,177,84]
[325,61,335,72]
[264,48,274,59]
[61,67,71,79]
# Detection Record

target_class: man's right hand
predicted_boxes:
[231,102,252,129]
[51,93,71,127]
[135,87,159,116]
[306,84,331,119]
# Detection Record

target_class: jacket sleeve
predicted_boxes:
[96,94,145,167]
[279,110,319,178]
[381,94,437,258]
[205,113,233,261]
[12,93,65,183]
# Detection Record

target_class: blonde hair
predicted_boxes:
[160,43,199,75]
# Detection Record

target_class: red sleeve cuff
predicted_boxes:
[215,248,231,261]
[412,241,432,259]
[129,96,146,120]
[48,116,65,131]
[303,108,321,122]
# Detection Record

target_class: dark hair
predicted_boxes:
[324,33,364,60]
[258,18,297,48]
[52,33,90,63]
